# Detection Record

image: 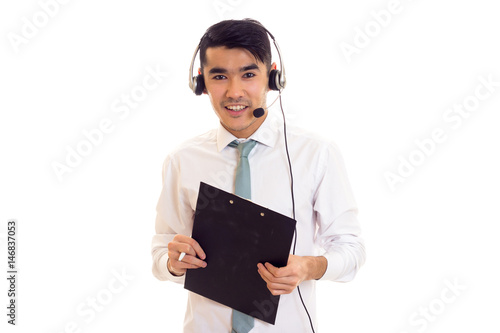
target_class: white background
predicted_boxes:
[1,0,499,332]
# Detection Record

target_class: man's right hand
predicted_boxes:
[167,234,207,276]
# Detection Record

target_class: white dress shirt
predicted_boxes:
[151,113,365,332]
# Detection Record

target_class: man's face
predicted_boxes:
[202,46,271,138]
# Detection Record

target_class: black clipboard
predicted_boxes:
[184,182,296,325]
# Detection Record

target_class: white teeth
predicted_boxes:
[226,105,247,111]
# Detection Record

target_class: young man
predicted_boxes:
[151,19,365,332]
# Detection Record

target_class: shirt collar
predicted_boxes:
[216,114,279,152]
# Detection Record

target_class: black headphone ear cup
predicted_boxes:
[268,69,280,91]
[194,75,205,95]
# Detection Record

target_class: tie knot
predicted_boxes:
[229,140,257,158]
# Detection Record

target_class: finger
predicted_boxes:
[175,260,205,270]
[169,255,206,273]
[258,263,279,281]
[258,263,294,285]
[173,235,206,260]
[264,262,291,278]
[181,253,207,268]
[267,287,292,296]
[188,238,206,260]
[259,271,296,287]
[257,263,272,282]
[169,241,203,261]
[167,248,205,269]
[257,268,295,295]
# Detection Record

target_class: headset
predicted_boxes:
[188,21,316,333]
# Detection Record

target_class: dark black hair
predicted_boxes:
[199,19,272,73]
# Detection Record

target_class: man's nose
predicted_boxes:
[226,79,245,99]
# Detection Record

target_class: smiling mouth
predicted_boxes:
[225,105,248,112]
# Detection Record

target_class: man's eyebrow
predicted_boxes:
[241,64,260,72]
[208,67,228,75]
[207,64,261,75]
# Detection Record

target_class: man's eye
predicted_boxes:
[213,75,226,80]
[243,73,256,78]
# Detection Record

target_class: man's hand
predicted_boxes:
[257,255,327,295]
[167,234,207,276]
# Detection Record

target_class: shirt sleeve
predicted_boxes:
[151,154,193,284]
[313,142,366,282]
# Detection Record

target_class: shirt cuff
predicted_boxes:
[319,251,346,281]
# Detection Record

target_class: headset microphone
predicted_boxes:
[252,92,282,119]
[253,108,265,118]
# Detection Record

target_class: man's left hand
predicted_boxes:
[257,255,327,295]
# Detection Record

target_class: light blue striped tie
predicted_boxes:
[228,139,257,333]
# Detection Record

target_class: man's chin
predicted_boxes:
[220,118,259,137]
